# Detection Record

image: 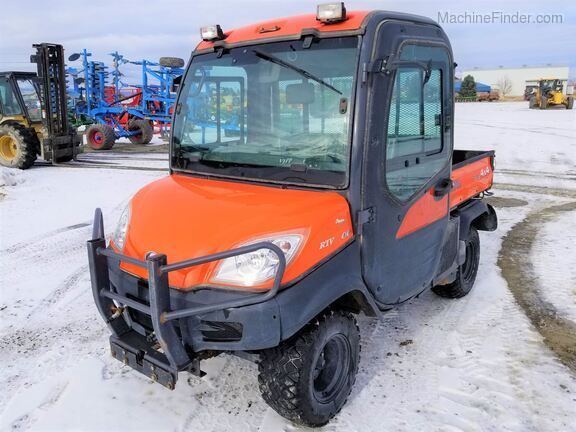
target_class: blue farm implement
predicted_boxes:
[67,50,184,150]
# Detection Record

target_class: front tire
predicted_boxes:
[433,227,480,299]
[0,123,38,169]
[529,96,538,109]
[258,309,360,427]
[86,124,115,150]
[566,96,574,110]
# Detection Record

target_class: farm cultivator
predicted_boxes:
[67,50,184,150]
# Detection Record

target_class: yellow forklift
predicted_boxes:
[0,43,80,169]
[528,78,574,110]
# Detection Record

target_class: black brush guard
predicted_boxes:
[87,209,286,390]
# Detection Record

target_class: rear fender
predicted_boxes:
[473,203,498,232]
[456,200,497,240]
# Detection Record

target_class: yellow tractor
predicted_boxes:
[0,44,80,169]
[528,78,574,110]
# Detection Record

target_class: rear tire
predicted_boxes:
[127,119,153,145]
[258,309,360,427]
[0,123,38,169]
[540,97,549,110]
[86,124,115,150]
[432,227,480,299]
[566,96,574,110]
[529,96,538,109]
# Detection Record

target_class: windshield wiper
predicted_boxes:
[253,49,342,95]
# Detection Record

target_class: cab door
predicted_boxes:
[361,22,454,305]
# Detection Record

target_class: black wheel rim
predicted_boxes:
[462,237,479,282]
[312,333,351,403]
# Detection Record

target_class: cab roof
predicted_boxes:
[0,71,37,78]
[195,11,371,51]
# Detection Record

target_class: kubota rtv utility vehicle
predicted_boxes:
[88,4,497,426]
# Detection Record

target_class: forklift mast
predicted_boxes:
[30,43,80,162]
[30,43,70,136]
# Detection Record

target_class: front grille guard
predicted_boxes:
[86,208,286,372]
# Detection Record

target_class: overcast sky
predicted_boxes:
[0,0,574,79]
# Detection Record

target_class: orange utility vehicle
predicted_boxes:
[88,4,497,426]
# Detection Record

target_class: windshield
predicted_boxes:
[541,79,563,92]
[172,37,359,187]
[16,79,42,122]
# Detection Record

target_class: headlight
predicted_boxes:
[212,234,303,287]
[112,203,131,251]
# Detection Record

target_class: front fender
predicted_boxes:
[275,241,381,341]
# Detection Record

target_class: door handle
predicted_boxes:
[433,178,452,197]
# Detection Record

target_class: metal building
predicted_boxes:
[461,65,571,97]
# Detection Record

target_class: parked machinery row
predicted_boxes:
[67,50,184,149]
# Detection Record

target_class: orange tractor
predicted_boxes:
[87,4,497,426]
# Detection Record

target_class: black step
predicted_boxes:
[110,330,178,390]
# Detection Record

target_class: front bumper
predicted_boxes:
[87,209,285,389]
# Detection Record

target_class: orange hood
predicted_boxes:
[120,174,353,290]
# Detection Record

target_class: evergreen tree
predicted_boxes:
[460,75,477,98]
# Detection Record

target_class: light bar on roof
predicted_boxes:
[200,25,225,42]
[317,2,347,23]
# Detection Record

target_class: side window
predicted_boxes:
[385,45,449,201]
[0,78,23,116]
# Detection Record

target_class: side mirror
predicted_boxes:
[159,57,185,68]
[171,75,182,93]
[69,53,81,61]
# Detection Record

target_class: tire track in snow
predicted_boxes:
[35,161,167,173]
[0,222,91,255]
[497,169,576,181]
[25,264,89,319]
[498,200,576,372]
[433,302,537,431]
[458,120,575,139]
[494,183,576,199]
[6,382,69,431]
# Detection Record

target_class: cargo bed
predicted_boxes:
[450,150,495,209]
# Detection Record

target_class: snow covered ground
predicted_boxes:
[1,102,575,431]
[532,211,576,323]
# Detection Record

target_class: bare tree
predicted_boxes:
[497,76,513,96]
